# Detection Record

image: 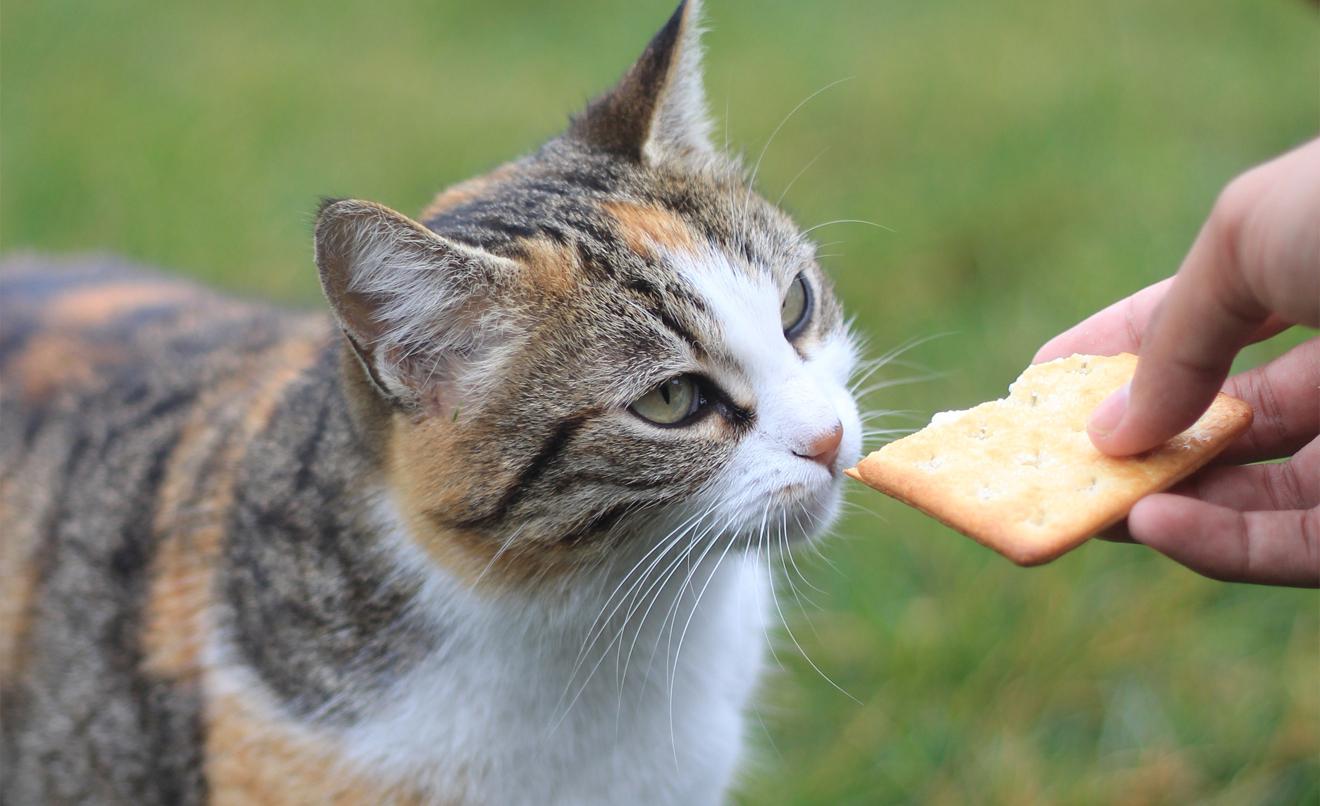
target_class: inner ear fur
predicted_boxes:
[314,198,520,411]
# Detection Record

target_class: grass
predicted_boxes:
[4,0,1317,802]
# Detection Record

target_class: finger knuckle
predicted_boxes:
[1236,510,1255,582]
[1208,173,1271,310]
[1212,169,1265,244]
[1245,370,1291,459]
[1301,508,1320,583]
[1122,297,1144,352]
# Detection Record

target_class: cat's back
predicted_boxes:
[0,254,304,389]
[0,255,330,804]
[0,255,322,496]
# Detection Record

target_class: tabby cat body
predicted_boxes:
[0,3,861,803]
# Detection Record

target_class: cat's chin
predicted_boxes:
[716,475,845,554]
[781,477,846,547]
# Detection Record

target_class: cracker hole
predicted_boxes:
[917,454,943,472]
[1082,476,1098,493]
[971,426,989,441]
[977,486,997,501]
[1019,449,1042,468]
[1029,392,1039,407]
[1077,360,1091,375]
[1028,510,1047,527]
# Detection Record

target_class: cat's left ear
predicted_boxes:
[569,0,712,164]
[314,199,521,411]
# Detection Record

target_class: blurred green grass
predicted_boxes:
[3,1,1316,802]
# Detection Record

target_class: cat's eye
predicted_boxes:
[781,273,811,338]
[631,375,703,426]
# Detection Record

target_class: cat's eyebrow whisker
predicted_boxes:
[775,146,831,207]
[722,95,731,153]
[798,218,896,238]
[862,331,955,363]
[849,354,911,388]
[746,76,855,204]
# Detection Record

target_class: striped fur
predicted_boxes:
[0,2,861,803]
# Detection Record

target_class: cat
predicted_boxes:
[0,1,862,803]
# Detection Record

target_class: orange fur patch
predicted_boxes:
[142,330,325,679]
[6,334,125,403]
[0,506,39,682]
[387,417,583,589]
[387,417,490,583]
[602,200,698,257]
[204,691,432,805]
[515,237,581,297]
[419,162,519,221]
[45,283,193,328]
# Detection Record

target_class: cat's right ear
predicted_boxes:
[569,0,712,164]
[314,199,519,411]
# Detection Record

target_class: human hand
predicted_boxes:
[1035,138,1320,588]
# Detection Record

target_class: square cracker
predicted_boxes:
[846,353,1253,566]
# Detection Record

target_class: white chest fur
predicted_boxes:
[339,526,771,806]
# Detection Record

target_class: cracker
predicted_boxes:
[845,353,1253,566]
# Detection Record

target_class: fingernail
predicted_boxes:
[1088,382,1129,439]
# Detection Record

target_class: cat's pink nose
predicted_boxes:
[795,422,843,470]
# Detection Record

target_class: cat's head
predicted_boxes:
[315,0,861,584]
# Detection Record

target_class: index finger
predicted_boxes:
[1095,141,1320,456]
[1034,277,1288,365]
[1033,278,1173,364]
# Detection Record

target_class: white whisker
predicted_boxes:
[766,539,859,705]
[776,146,831,207]
[852,372,944,400]
[799,218,895,237]
[747,77,854,199]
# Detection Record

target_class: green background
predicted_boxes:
[4,1,1316,802]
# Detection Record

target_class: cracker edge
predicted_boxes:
[846,393,1253,566]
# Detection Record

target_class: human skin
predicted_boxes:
[1036,138,1319,588]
